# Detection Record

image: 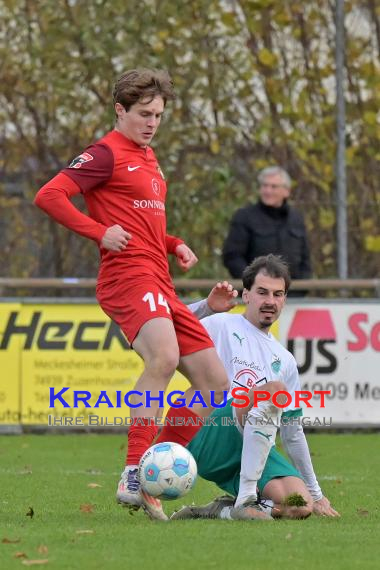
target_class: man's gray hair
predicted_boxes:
[258,166,292,188]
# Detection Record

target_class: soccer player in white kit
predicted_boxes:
[170,255,340,520]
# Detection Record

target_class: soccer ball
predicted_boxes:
[138,442,197,500]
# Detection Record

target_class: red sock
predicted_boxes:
[125,418,158,466]
[155,405,203,447]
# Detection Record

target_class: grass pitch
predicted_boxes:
[0,433,379,570]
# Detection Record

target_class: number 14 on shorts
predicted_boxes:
[142,292,171,314]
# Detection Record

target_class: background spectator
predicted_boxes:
[222,166,311,296]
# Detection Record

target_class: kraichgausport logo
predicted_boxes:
[48,387,331,410]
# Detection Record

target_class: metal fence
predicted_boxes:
[0,277,379,296]
[0,277,380,298]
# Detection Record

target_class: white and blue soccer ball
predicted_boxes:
[138,442,197,500]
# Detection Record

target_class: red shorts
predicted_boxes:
[96,278,214,356]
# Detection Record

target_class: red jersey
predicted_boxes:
[34,130,183,285]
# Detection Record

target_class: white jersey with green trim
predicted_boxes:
[201,313,301,415]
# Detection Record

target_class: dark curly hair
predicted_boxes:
[242,254,291,293]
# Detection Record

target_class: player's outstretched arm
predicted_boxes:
[280,423,340,517]
[187,281,238,320]
[312,496,340,517]
[206,281,238,313]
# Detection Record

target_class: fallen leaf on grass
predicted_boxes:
[14,552,27,558]
[75,530,94,535]
[2,537,20,544]
[26,507,34,519]
[357,508,369,516]
[80,504,95,513]
[21,560,49,566]
[85,469,102,475]
[37,545,48,555]
[87,483,102,488]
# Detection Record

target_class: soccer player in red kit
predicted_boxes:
[34,69,230,520]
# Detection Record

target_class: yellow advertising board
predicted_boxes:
[20,303,139,424]
[1,302,266,427]
[0,303,22,425]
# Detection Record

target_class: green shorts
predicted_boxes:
[187,400,302,496]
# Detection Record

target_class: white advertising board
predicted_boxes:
[278,302,380,426]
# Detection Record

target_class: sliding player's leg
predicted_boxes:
[261,474,313,519]
[171,450,310,521]
[181,397,276,520]
[172,384,310,521]
[231,381,285,515]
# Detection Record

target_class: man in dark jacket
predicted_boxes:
[222,166,311,295]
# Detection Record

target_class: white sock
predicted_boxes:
[123,464,138,474]
[235,402,281,508]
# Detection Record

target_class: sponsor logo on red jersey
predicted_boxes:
[152,178,161,196]
[68,152,94,169]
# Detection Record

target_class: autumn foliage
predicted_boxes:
[0,1,379,281]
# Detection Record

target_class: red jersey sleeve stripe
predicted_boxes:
[34,172,107,243]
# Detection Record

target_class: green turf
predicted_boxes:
[0,434,379,570]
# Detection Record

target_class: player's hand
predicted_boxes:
[175,243,198,271]
[313,496,340,517]
[101,224,132,251]
[207,281,238,313]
